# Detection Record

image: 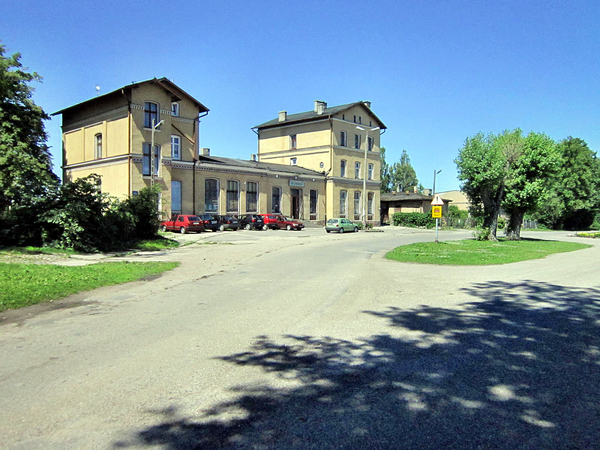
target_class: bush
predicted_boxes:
[445,206,469,228]
[393,212,435,229]
[473,226,492,241]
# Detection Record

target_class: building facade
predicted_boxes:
[254,101,386,224]
[55,80,386,224]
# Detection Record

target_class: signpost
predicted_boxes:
[431,194,444,243]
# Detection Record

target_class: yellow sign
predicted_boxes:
[432,206,442,218]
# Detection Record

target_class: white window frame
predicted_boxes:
[354,134,361,149]
[340,131,347,147]
[290,157,297,165]
[340,159,347,177]
[355,161,361,179]
[171,135,181,160]
[171,102,180,117]
[368,163,374,180]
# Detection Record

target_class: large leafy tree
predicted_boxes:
[456,132,508,240]
[390,149,420,193]
[536,137,600,230]
[0,44,58,212]
[502,132,559,240]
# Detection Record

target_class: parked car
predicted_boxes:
[199,214,220,232]
[217,215,240,231]
[260,214,284,230]
[238,214,266,230]
[325,218,359,233]
[161,214,205,234]
[279,216,304,231]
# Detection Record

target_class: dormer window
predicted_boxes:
[171,102,180,117]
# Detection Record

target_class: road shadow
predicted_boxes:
[114,281,600,449]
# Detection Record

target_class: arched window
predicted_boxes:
[340,190,347,218]
[205,179,219,212]
[272,186,281,213]
[226,180,239,212]
[246,182,258,212]
[95,133,102,159]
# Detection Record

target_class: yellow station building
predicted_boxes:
[54,78,386,224]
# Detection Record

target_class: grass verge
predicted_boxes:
[0,261,179,312]
[385,238,591,265]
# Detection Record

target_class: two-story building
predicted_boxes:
[254,101,386,223]
[54,79,386,224]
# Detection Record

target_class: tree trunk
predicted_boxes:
[506,210,524,240]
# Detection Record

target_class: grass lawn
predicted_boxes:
[0,261,179,312]
[385,238,591,265]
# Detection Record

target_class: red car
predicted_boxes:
[260,214,304,231]
[279,216,304,231]
[160,214,205,234]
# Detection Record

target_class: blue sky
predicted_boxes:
[2,0,598,193]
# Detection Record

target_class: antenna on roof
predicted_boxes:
[95,85,100,96]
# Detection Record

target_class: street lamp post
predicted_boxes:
[150,118,165,187]
[433,169,442,197]
[356,126,380,226]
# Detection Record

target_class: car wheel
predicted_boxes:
[339,227,345,234]
[180,227,186,234]
[160,225,167,232]
[286,224,292,231]
[354,227,359,233]
[245,223,252,231]
[262,224,268,231]
[219,224,225,232]
[326,230,331,233]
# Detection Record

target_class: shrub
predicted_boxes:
[393,212,435,229]
[473,226,492,241]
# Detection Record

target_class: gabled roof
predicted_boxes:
[198,155,326,177]
[254,101,387,130]
[52,77,209,116]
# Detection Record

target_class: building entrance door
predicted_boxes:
[291,189,301,219]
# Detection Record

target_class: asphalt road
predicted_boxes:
[1,228,599,449]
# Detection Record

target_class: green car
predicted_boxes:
[325,218,359,233]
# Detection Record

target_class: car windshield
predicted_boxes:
[189,216,200,221]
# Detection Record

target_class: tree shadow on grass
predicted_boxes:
[114,281,600,449]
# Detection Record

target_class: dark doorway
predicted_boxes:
[291,189,301,219]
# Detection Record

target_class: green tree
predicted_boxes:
[456,132,508,240]
[390,149,419,193]
[536,137,600,230]
[0,44,58,212]
[380,146,392,193]
[502,132,558,240]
